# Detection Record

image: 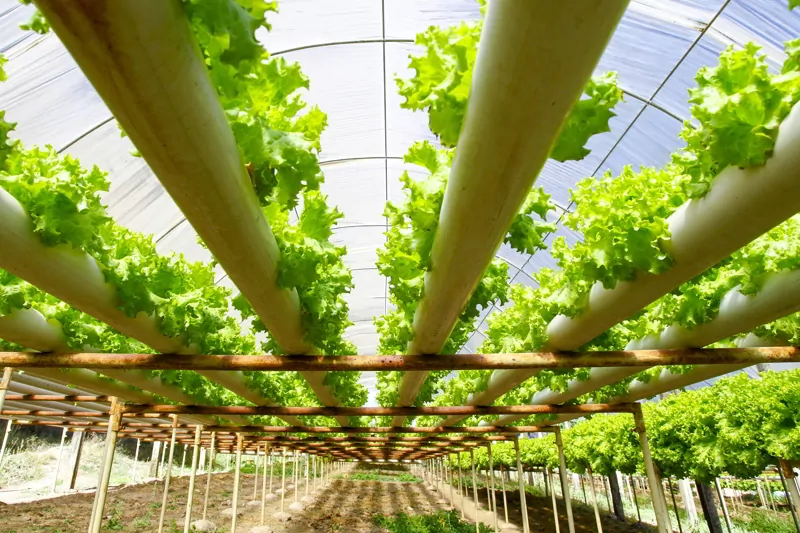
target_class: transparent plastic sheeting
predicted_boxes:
[2,0,800,406]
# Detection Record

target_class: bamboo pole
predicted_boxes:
[183,425,202,533]
[459,452,465,519]
[0,418,12,470]
[180,443,187,477]
[630,475,642,523]
[88,398,122,533]
[157,415,179,533]
[668,477,684,533]
[715,479,733,533]
[3,347,796,371]
[51,427,67,493]
[252,442,260,501]
[514,437,530,533]
[231,434,244,533]
[281,447,287,513]
[588,470,604,533]
[555,427,575,533]
[470,449,480,533]
[202,432,215,521]
[778,462,800,532]
[500,464,509,524]
[548,467,561,533]
[131,438,140,484]
[488,443,499,533]
[260,446,270,525]
[294,449,300,504]
[305,451,310,497]
[449,455,455,508]
[633,406,671,533]
[0,368,12,415]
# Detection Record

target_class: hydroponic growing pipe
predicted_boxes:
[445,104,800,426]
[32,0,344,420]
[493,268,800,425]
[394,0,630,424]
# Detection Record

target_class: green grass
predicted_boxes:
[374,510,492,532]
[341,471,422,483]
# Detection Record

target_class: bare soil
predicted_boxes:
[0,468,660,533]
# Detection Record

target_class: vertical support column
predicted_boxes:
[633,405,671,533]
[631,475,642,524]
[149,441,162,479]
[0,417,13,470]
[159,437,168,478]
[514,437,530,533]
[778,460,800,532]
[555,427,575,533]
[252,442,261,502]
[714,479,733,533]
[458,451,465,519]
[487,443,499,533]
[500,464,509,525]
[448,454,455,508]
[202,432,216,521]
[231,434,244,533]
[52,426,68,493]
[0,368,12,414]
[157,415,179,533]
[470,449,480,533]
[587,468,604,533]
[68,428,85,490]
[547,467,561,533]
[180,444,187,477]
[183,425,202,533]
[132,439,141,484]
[280,447,287,513]
[260,445,270,525]
[88,397,122,533]
[305,452,310,497]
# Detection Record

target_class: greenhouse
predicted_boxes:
[0,0,799,532]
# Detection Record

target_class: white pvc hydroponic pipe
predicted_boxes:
[32,0,344,414]
[0,188,338,420]
[0,309,265,425]
[444,104,800,426]
[492,268,800,425]
[395,0,630,422]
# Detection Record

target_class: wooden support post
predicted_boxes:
[67,428,85,490]
[52,426,68,493]
[631,475,642,523]
[180,443,187,477]
[668,477,684,533]
[183,425,202,533]
[0,418,12,470]
[281,447,287,512]
[0,368,12,415]
[555,427,575,533]
[470,449,480,533]
[588,469,604,533]
[500,464,509,524]
[231,434,244,533]
[633,406,671,533]
[305,451,310,496]
[88,398,122,533]
[157,415,179,533]
[448,455,455,508]
[487,444,498,533]
[696,480,723,533]
[260,446,270,525]
[779,461,800,532]
[714,479,733,533]
[202,432,215,521]
[294,449,300,504]
[458,452,465,519]
[132,439,141,484]
[149,441,161,479]
[252,442,260,502]
[514,437,530,533]
[547,467,561,533]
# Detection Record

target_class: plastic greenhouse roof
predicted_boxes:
[1,0,799,405]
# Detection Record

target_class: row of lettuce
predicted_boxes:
[0,0,366,421]
[378,1,800,425]
[446,369,800,483]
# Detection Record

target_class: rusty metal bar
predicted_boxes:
[0,346,795,371]
[119,403,635,416]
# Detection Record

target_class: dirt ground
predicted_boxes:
[0,467,660,533]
